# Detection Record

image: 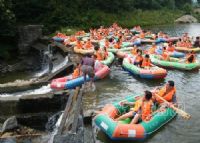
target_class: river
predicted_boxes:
[83,24,200,143]
[1,24,200,143]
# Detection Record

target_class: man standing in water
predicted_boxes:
[81,53,95,91]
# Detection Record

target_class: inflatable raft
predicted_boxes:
[108,47,133,53]
[155,47,185,58]
[74,46,94,55]
[50,64,110,90]
[122,57,167,79]
[175,47,200,53]
[151,55,200,70]
[101,52,115,66]
[94,94,176,141]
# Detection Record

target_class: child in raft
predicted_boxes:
[142,54,152,69]
[115,90,154,124]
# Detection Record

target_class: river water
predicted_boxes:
[0,24,200,143]
[83,24,200,143]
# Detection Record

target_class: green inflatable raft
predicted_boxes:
[94,93,176,141]
[101,52,115,66]
[151,55,200,70]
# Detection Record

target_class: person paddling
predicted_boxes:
[153,80,177,110]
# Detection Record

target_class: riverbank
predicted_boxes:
[54,10,184,35]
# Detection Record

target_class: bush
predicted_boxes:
[183,3,193,14]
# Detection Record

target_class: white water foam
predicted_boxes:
[52,57,68,73]
[34,56,68,77]
[48,113,63,143]
[0,84,52,97]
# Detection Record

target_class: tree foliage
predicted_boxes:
[0,0,16,36]
[0,0,193,36]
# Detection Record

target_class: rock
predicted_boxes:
[1,116,18,133]
[194,8,200,14]
[83,110,96,124]
[175,15,198,23]
[18,25,43,55]
[0,132,14,138]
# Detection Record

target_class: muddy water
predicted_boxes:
[83,24,200,143]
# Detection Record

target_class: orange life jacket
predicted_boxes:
[142,58,151,67]
[135,55,143,63]
[156,86,176,103]
[85,41,93,49]
[141,100,153,121]
[114,43,121,49]
[77,42,83,49]
[95,50,104,61]
[70,36,76,42]
[132,99,153,121]
[148,46,156,54]
[72,67,81,79]
[140,32,145,39]
[167,46,175,52]
[162,51,169,60]
[131,48,138,55]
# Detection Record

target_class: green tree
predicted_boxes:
[0,0,16,36]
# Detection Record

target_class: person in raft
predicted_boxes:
[133,49,143,67]
[94,44,104,61]
[152,80,177,110]
[81,53,95,89]
[148,43,157,54]
[160,47,170,61]
[142,54,152,69]
[185,51,196,63]
[115,90,154,124]
[93,55,104,73]
[193,36,200,47]
[72,63,82,79]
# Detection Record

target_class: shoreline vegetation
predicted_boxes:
[57,10,184,36]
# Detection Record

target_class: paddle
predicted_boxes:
[154,93,191,120]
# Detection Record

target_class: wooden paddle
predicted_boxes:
[154,93,191,120]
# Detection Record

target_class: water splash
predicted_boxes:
[47,112,63,143]
[46,111,63,132]
[34,56,68,77]
[52,57,68,73]
[0,84,52,97]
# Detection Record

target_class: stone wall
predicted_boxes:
[18,25,43,55]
